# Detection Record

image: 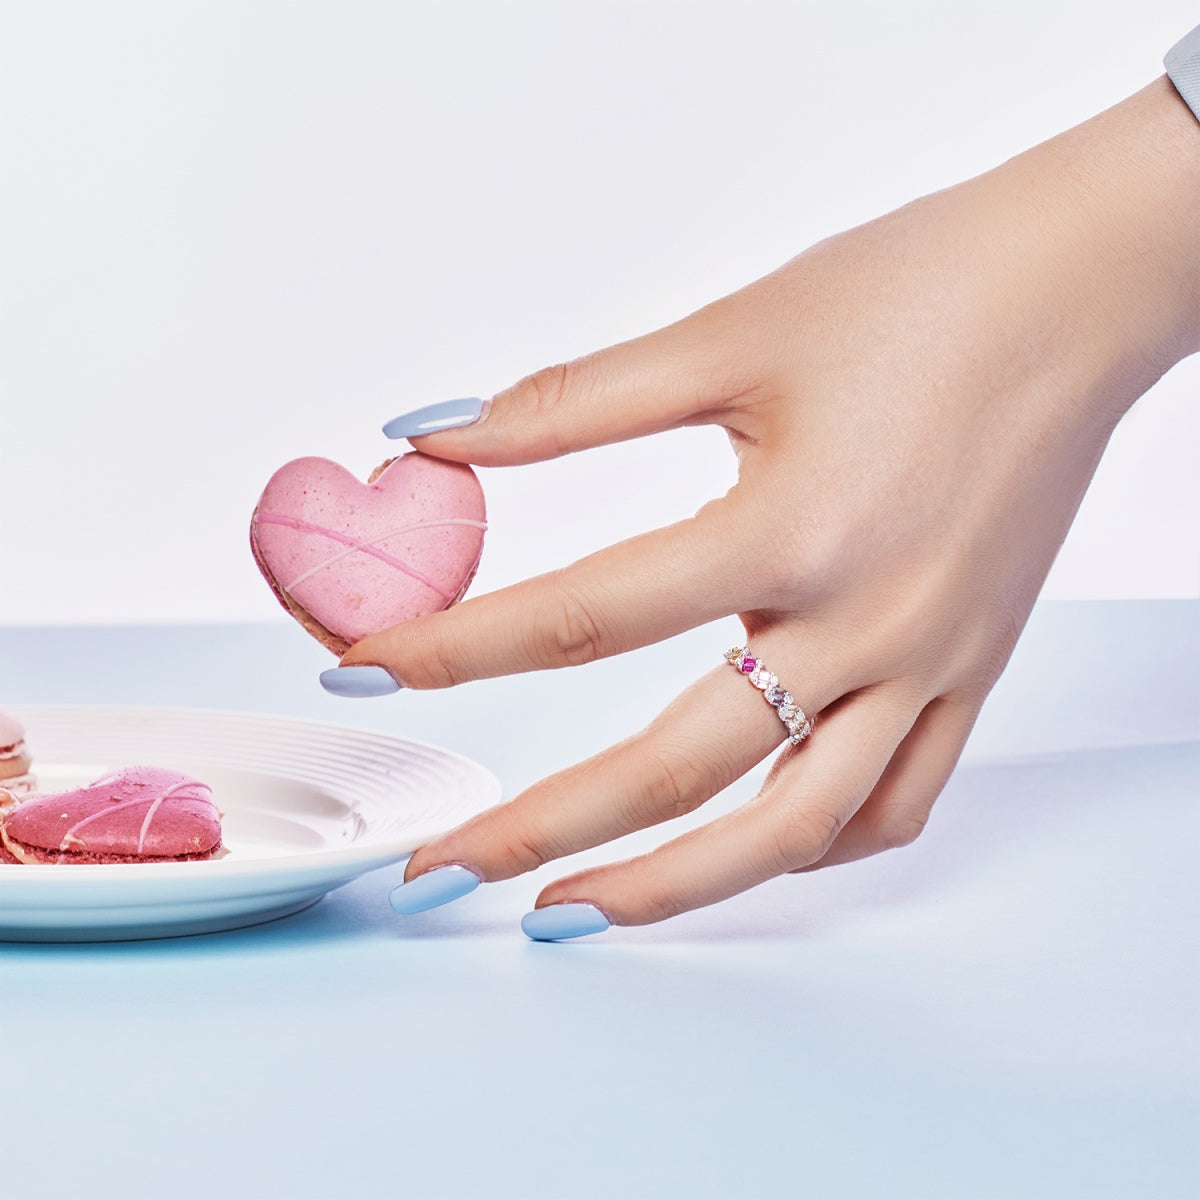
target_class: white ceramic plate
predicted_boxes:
[0,706,500,942]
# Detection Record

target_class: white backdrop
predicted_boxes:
[1,0,1197,626]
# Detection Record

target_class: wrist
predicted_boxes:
[1032,78,1200,379]
[932,76,1200,436]
[1113,77,1200,361]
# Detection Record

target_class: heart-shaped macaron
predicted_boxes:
[250,452,486,654]
[0,766,221,864]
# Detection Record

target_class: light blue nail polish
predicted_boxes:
[319,665,401,698]
[389,864,481,914]
[521,903,610,942]
[383,396,488,440]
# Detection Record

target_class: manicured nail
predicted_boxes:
[319,665,401,698]
[382,396,490,440]
[389,864,481,914]
[521,903,610,942]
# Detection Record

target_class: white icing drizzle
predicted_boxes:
[277,516,488,594]
[59,780,214,852]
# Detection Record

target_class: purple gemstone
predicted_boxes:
[740,657,757,674]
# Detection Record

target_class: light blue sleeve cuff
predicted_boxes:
[1165,24,1200,124]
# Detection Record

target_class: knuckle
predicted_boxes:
[977,622,1022,690]
[498,832,553,876]
[874,806,930,852]
[938,607,1025,697]
[636,743,709,824]
[466,799,572,880]
[409,635,464,689]
[539,574,611,667]
[515,360,593,458]
[488,817,565,878]
[752,512,851,606]
[796,522,859,597]
[354,626,463,689]
[523,362,571,414]
[765,799,845,872]
[626,882,687,927]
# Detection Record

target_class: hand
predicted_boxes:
[342,78,1200,937]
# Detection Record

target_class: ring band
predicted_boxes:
[724,646,813,744]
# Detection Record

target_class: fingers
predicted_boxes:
[385,299,759,468]
[401,652,839,886]
[529,686,916,926]
[793,691,982,871]
[342,502,752,686]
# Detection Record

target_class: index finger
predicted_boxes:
[388,296,763,470]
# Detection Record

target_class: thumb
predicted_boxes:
[382,299,755,467]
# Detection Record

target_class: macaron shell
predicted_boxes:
[0,711,29,763]
[0,752,33,778]
[0,711,26,738]
[0,712,35,799]
[250,452,486,652]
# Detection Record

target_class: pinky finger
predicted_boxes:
[793,692,982,871]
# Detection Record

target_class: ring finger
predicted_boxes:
[530,683,919,926]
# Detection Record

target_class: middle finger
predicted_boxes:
[396,635,845,888]
[343,503,754,689]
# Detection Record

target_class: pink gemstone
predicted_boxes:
[740,657,757,674]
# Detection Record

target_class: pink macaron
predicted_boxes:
[0,766,221,864]
[250,452,486,654]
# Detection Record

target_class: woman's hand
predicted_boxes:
[339,78,1200,937]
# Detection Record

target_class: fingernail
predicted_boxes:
[521,903,611,942]
[319,665,402,698]
[382,396,490,440]
[389,864,481,914]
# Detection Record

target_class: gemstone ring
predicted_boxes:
[724,646,813,744]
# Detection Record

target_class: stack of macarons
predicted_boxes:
[0,711,36,807]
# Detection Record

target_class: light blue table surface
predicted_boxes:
[1,601,1196,1200]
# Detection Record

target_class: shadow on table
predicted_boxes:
[616,740,1198,944]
